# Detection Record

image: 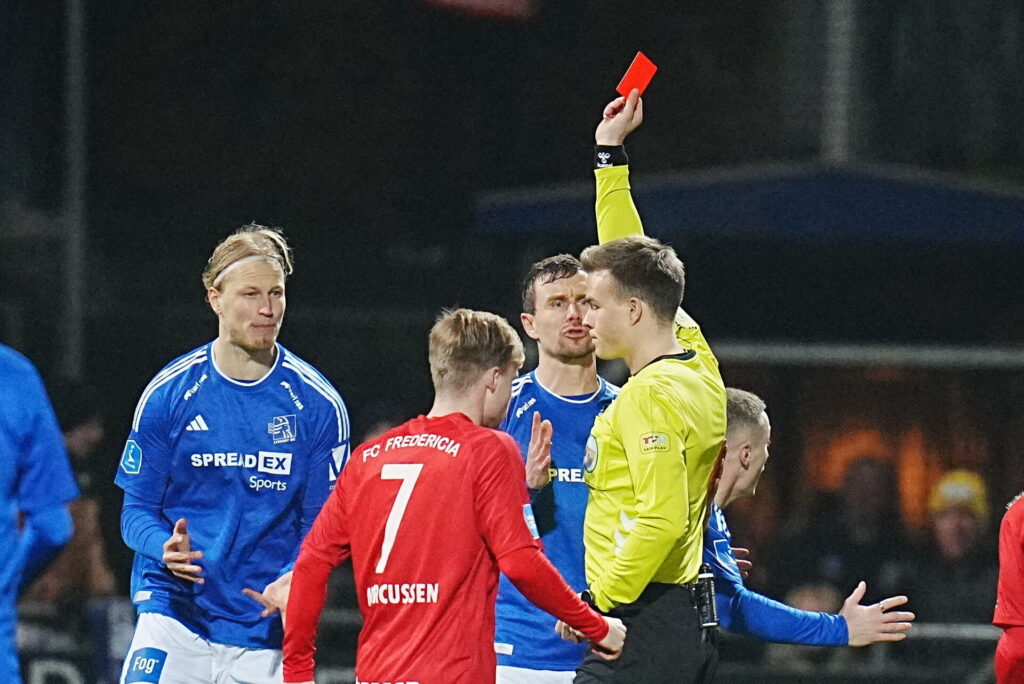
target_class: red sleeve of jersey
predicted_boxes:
[473,431,543,559]
[996,499,1024,627]
[500,545,610,643]
[283,482,352,682]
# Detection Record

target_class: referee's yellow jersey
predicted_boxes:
[582,164,727,612]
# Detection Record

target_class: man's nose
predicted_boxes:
[258,296,275,316]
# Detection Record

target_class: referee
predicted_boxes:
[571,90,727,683]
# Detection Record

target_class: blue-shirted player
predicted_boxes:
[707,388,914,648]
[0,345,77,684]
[495,255,619,684]
[116,225,350,684]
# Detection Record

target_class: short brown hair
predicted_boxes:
[726,387,767,437]
[520,254,583,314]
[202,223,294,290]
[429,309,525,392]
[580,236,684,323]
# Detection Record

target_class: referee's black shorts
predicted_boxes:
[574,582,718,684]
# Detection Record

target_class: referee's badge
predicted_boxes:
[584,435,599,472]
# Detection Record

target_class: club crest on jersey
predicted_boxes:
[583,435,599,472]
[268,414,297,444]
[640,432,670,454]
[120,440,142,475]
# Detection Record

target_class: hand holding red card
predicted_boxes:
[616,51,658,98]
[596,87,645,146]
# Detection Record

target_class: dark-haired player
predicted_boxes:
[494,256,619,683]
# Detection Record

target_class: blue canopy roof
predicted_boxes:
[475,163,1024,245]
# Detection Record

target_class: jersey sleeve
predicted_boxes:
[706,510,848,646]
[499,546,608,642]
[995,498,1024,627]
[590,387,690,609]
[595,165,644,244]
[474,433,543,560]
[16,368,77,512]
[283,475,352,682]
[115,384,173,507]
[295,389,351,561]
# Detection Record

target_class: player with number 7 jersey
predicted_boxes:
[284,309,624,684]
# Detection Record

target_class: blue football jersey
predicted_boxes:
[0,345,78,616]
[115,342,350,649]
[705,503,847,646]
[495,371,618,671]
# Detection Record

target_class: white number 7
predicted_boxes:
[376,463,423,573]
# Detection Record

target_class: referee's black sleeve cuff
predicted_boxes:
[594,145,628,169]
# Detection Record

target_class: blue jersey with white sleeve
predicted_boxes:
[705,502,848,646]
[495,371,618,671]
[115,342,349,649]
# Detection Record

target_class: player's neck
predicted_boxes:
[534,354,600,396]
[427,391,484,426]
[714,474,740,509]
[625,326,682,375]
[212,337,277,381]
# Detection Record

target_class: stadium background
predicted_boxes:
[3,1,1024,682]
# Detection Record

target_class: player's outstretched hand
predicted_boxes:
[732,547,752,579]
[243,570,293,624]
[163,518,204,584]
[840,581,915,647]
[525,411,553,490]
[595,88,643,146]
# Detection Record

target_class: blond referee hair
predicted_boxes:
[429,309,525,393]
[202,223,295,291]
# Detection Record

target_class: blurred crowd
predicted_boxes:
[727,457,1000,673]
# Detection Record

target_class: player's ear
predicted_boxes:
[738,443,752,469]
[628,298,642,325]
[207,287,223,316]
[484,366,501,393]
[520,313,539,340]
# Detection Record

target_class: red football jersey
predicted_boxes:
[995,494,1024,628]
[287,413,542,683]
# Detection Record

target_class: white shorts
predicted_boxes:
[120,613,282,684]
[496,665,574,684]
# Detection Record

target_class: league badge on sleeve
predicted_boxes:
[523,504,540,539]
[583,435,599,472]
[120,440,143,475]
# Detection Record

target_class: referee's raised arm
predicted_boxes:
[594,89,644,244]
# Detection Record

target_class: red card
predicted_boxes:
[616,52,658,97]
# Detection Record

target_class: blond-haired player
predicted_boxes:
[116,224,350,683]
[283,309,625,684]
